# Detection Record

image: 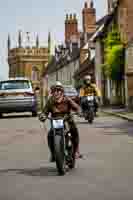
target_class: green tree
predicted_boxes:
[103,27,125,105]
[104,27,124,80]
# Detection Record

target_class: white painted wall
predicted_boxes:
[47,58,79,87]
[95,41,103,92]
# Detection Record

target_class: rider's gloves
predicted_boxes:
[38,113,46,122]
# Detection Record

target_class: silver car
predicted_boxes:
[0,78,37,117]
[64,85,79,104]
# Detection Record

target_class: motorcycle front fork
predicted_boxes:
[65,133,73,162]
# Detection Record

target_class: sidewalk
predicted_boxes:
[101,107,133,122]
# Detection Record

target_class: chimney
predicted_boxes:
[7,34,11,52]
[82,0,96,34]
[65,13,78,44]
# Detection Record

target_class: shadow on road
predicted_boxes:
[0,114,35,119]
[103,132,127,136]
[0,167,58,177]
[93,120,133,137]
[76,121,89,125]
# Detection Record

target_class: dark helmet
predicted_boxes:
[83,75,91,84]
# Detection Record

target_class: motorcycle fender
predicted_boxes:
[88,103,94,107]
[87,101,94,107]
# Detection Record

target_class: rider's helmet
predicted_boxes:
[83,75,91,85]
[51,81,64,92]
[52,81,64,102]
[55,81,64,89]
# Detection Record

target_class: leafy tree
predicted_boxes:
[103,27,124,80]
[102,27,125,105]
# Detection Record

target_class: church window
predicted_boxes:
[31,66,39,81]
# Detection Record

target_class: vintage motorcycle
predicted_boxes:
[45,114,76,176]
[82,96,95,124]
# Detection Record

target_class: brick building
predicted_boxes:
[107,0,133,43]
[44,0,97,91]
[92,0,133,107]
[73,1,99,85]
[116,0,133,107]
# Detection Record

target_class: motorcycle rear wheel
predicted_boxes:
[68,155,75,169]
[88,107,94,124]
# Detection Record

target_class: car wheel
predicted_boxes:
[32,111,37,117]
[0,113,3,118]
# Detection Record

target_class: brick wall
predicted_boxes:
[118,0,133,43]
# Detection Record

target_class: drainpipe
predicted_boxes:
[107,78,111,101]
[124,46,128,108]
[124,74,128,107]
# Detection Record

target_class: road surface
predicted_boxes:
[0,113,133,200]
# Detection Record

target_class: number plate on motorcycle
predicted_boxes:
[87,96,94,101]
[52,119,64,129]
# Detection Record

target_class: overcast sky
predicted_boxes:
[0,0,107,79]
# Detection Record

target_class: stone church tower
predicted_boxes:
[7,31,49,90]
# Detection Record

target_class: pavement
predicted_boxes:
[0,113,133,199]
[101,107,133,121]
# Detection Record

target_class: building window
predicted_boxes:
[67,70,69,80]
[70,72,72,82]
[31,66,39,81]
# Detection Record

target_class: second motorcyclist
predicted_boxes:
[79,75,101,116]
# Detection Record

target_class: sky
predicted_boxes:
[0,0,107,80]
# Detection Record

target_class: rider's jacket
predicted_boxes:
[79,83,101,97]
[42,96,79,118]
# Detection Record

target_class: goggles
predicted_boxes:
[52,87,64,93]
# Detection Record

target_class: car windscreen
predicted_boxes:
[0,80,30,90]
[64,87,77,95]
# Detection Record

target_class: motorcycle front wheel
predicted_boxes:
[54,135,66,175]
[67,141,75,169]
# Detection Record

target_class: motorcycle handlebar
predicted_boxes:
[46,112,79,120]
[38,112,81,123]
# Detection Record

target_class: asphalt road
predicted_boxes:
[0,113,133,200]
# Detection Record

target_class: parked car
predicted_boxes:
[0,78,37,117]
[63,85,80,104]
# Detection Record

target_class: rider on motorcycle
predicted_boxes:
[39,81,81,162]
[79,75,101,115]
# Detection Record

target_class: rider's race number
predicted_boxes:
[87,96,94,101]
[52,119,64,129]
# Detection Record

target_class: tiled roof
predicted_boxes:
[90,14,114,41]
[43,47,80,76]
[73,58,94,79]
